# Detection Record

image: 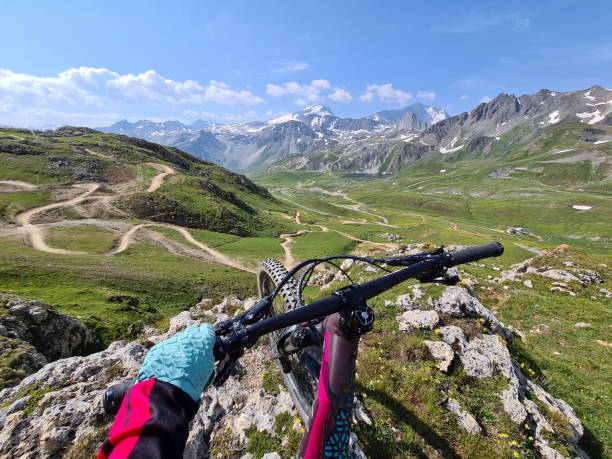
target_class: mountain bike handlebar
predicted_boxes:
[213,241,503,360]
[102,241,503,414]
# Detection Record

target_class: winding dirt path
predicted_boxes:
[278,210,398,267]
[146,163,175,192]
[0,180,39,191]
[7,164,253,272]
[14,183,99,255]
[106,222,255,273]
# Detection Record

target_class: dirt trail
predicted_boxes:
[146,163,175,192]
[300,186,396,227]
[279,230,309,268]
[6,162,253,273]
[14,183,99,255]
[105,222,254,273]
[278,211,398,267]
[83,148,115,161]
[0,180,40,193]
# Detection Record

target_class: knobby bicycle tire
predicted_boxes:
[257,258,320,422]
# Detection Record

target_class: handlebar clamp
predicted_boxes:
[333,284,375,336]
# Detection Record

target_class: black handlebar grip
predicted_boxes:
[450,242,504,266]
[102,380,135,415]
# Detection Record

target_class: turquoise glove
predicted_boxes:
[137,324,216,402]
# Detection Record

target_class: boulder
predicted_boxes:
[396,310,439,331]
[1,299,96,362]
[459,349,496,378]
[444,398,482,435]
[423,340,454,372]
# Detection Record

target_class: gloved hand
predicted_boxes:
[137,324,216,402]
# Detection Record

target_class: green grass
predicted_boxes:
[0,189,52,222]
[45,225,118,253]
[0,236,256,347]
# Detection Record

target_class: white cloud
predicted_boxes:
[266,110,274,117]
[417,90,436,100]
[182,109,199,117]
[266,84,286,97]
[195,110,259,122]
[271,61,309,74]
[311,79,331,89]
[0,67,264,107]
[480,96,492,103]
[266,79,331,105]
[460,94,470,100]
[328,88,352,103]
[360,83,412,105]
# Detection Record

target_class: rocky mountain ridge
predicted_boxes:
[97,103,448,172]
[267,85,612,174]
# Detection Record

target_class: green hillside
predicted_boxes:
[0,127,301,347]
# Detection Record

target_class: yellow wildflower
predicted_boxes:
[434,328,440,334]
[513,452,520,458]
[499,433,509,438]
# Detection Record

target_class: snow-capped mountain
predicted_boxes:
[97,103,446,172]
[366,102,448,125]
[270,85,612,174]
[96,119,216,146]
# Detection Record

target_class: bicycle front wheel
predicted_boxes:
[257,258,321,422]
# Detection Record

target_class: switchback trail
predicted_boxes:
[8,164,253,273]
[106,222,255,273]
[279,211,398,268]
[14,183,100,255]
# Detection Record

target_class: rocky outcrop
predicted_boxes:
[1,298,96,361]
[0,297,97,389]
[0,297,300,459]
[396,310,439,331]
[444,398,482,435]
[395,285,587,458]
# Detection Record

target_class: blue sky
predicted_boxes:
[1,0,611,127]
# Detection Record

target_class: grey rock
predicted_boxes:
[396,310,439,331]
[261,453,282,459]
[574,322,591,328]
[465,335,526,388]
[500,387,528,424]
[444,398,482,435]
[439,325,468,350]
[1,299,96,362]
[535,441,567,459]
[459,349,496,378]
[431,287,508,338]
[523,279,533,288]
[424,340,454,372]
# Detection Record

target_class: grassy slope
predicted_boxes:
[0,127,299,347]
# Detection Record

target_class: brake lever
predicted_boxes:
[212,353,241,387]
[214,296,272,336]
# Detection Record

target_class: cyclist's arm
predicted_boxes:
[97,378,199,459]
